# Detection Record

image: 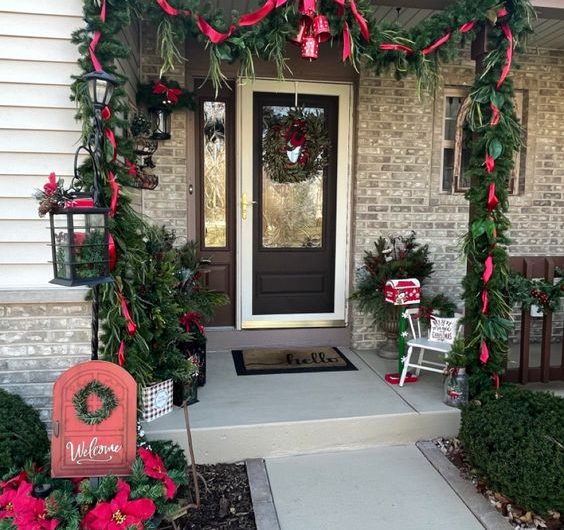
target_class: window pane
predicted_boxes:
[459,148,472,189]
[261,105,324,249]
[444,96,463,141]
[203,101,227,247]
[442,149,454,192]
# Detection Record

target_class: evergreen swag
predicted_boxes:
[73,0,534,395]
[72,380,118,425]
[262,108,329,183]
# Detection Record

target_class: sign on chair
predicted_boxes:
[429,317,458,344]
[51,361,137,478]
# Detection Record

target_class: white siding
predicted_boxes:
[0,4,141,288]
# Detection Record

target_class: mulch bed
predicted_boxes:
[179,463,257,530]
[436,438,563,530]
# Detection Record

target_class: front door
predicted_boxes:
[239,80,352,329]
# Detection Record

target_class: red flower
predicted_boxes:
[12,490,59,529]
[43,172,58,197]
[0,480,32,520]
[82,479,155,530]
[1,470,29,490]
[138,447,177,500]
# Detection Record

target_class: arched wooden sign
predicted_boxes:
[51,360,137,478]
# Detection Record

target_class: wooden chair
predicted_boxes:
[399,308,462,387]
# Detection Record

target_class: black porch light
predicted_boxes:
[49,203,113,287]
[83,70,117,109]
[149,107,172,140]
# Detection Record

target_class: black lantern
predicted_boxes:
[82,70,117,109]
[49,203,113,287]
[149,107,172,140]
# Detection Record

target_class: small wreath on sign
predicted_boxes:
[262,108,329,184]
[73,380,118,425]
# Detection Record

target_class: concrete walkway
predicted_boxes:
[263,444,485,530]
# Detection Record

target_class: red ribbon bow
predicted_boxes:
[180,311,205,335]
[152,81,183,105]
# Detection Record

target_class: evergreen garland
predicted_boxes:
[72,380,118,425]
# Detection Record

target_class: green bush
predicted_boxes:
[0,388,50,478]
[459,387,564,515]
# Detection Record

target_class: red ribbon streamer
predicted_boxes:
[104,128,117,162]
[497,23,513,89]
[485,152,495,174]
[156,0,189,16]
[153,81,183,104]
[117,340,126,367]
[108,171,119,217]
[342,22,351,61]
[480,341,490,364]
[487,182,499,211]
[349,0,370,42]
[196,16,236,44]
[422,31,452,55]
[379,43,413,55]
[490,103,500,126]
[483,255,493,284]
[492,373,500,389]
[239,0,276,26]
[459,21,476,33]
[88,0,106,72]
[481,289,489,314]
[118,292,137,336]
[101,106,112,121]
[108,233,116,270]
[497,7,509,18]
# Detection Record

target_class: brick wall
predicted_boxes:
[0,295,91,425]
[351,48,564,349]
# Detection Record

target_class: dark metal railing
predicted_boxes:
[505,256,564,384]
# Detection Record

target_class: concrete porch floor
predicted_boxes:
[143,347,461,463]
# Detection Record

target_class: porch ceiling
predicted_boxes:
[220,0,564,49]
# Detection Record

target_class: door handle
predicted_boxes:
[241,192,257,221]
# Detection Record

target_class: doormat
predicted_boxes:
[232,347,357,375]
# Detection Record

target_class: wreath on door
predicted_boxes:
[262,108,330,184]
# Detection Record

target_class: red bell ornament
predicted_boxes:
[301,35,319,60]
[313,15,330,43]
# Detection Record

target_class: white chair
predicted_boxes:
[399,308,462,387]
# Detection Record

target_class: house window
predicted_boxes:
[441,88,524,194]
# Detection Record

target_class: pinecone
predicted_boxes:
[38,199,54,217]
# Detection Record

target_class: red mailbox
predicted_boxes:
[51,361,137,478]
[384,278,421,306]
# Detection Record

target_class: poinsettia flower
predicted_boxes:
[138,447,177,499]
[43,172,58,197]
[0,480,32,519]
[81,479,155,530]
[0,470,29,490]
[12,489,59,529]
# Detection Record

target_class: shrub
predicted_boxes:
[459,387,564,515]
[0,388,50,477]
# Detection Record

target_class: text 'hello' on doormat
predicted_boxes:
[232,347,357,375]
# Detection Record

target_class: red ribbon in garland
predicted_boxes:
[342,22,351,61]
[492,372,500,389]
[459,21,476,33]
[483,255,494,284]
[239,0,276,26]
[117,340,126,367]
[490,103,500,126]
[156,0,190,16]
[153,81,183,104]
[88,0,106,72]
[104,129,117,161]
[196,16,236,44]
[108,233,116,270]
[487,182,499,211]
[349,0,370,42]
[422,31,452,55]
[101,106,112,121]
[481,289,489,314]
[379,43,413,55]
[118,292,137,336]
[497,23,513,89]
[180,311,205,335]
[480,340,490,364]
[485,153,495,174]
[108,171,119,217]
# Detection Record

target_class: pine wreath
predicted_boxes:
[73,380,118,425]
[262,108,329,184]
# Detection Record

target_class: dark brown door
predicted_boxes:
[252,92,338,315]
[196,84,235,326]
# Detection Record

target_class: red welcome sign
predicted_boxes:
[51,360,137,478]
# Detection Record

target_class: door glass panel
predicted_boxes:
[203,101,227,248]
[261,105,324,249]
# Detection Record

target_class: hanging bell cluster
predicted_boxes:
[291,4,331,61]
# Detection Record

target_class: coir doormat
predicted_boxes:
[232,347,357,375]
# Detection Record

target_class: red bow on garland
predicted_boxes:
[180,311,205,336]
[153,81,183,105]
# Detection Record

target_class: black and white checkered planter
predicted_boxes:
[141,379,173,422]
